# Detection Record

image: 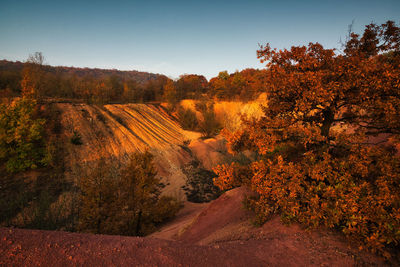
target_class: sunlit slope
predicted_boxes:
[58,103,197,157]
[105,104,184,148]
[57,103,200,197]
[180,98,265,132]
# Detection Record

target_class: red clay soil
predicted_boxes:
[178,187,253,244]
[176,187,391,266]
[149,201,209,241]
[1,226,389,267]
[0,187,394,266]
[0,227,269,267]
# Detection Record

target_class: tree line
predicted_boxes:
[0,57,267,104]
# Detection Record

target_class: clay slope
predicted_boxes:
[56,103,200,197]
[59,103,196,158]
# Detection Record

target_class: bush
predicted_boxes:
[196,101,222,137]
[177,107,198,131]
[215,145,400,257]
[182,160,221,203]
[70,130,82,145]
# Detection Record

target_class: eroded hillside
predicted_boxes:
[56,103,200,197]
[54,98,268,199]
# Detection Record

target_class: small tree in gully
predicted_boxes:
[214,21,400,257]
[116,151,181,236]
[79,152,181,236]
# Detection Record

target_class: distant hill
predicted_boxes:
[0,59,163,84]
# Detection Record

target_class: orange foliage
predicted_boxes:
[214,21,400,257]
[176,74,208,99]
[209,69,267,100]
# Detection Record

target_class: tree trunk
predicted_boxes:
[321,108,334,138]
[135,210,142,236]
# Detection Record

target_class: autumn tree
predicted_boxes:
[209,71,230,99]
[237,68,267,100]
[163,79,178,109]
[208,69,266,100]
[0,97,49,172]
[122,80,139,102]
[1,59,172,103]
[118,151,181,235]
[196,101,222,137]
[106,74,123,102]
[20,52,46,99]
[0,69,21,96]
[176,74,208,99]
[214,21,400,256]
[143,75,170,102]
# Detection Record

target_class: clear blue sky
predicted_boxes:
[0,0,398,79]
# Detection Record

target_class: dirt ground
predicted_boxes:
[1,187,393,267]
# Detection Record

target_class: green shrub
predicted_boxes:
[182,160,221,203]
[0,97,48,173]
[70,130,82,145]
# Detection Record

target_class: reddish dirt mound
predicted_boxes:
[55,102,201,199]
[0,226,387,267]
[178,187,253,244]
[0,188,391,266]
[0,227,269,266]
[149,202,209,241]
